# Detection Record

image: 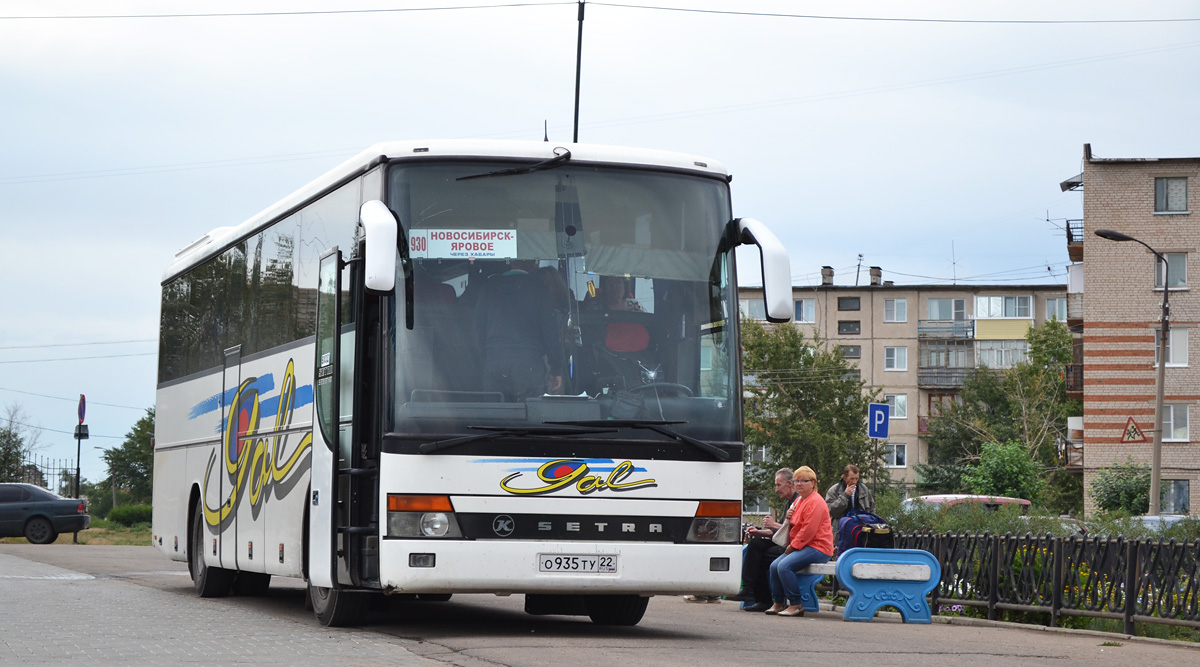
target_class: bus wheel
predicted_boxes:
[585,595,649,626]
[308,583,369,627]
[232,571,272,596]
[190,500,234,597]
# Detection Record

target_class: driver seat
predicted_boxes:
[594,321,659,390]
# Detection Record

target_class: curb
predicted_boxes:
[829,604,1200,651]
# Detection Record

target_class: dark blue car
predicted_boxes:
[0,483,90,544]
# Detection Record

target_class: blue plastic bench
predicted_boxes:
[792,547,940,623]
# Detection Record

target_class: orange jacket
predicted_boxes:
[789,491,834,556]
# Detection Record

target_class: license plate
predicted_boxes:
[538,554,618,573]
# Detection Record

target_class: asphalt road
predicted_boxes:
[1,544,1195,666]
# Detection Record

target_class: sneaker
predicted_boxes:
[682,595,721,603]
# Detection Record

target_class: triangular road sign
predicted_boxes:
[1121,416,1147,443]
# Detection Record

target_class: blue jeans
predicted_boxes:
[769,546,832,605]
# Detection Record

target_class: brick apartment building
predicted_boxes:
[739,268,1065,498]
[1062,144,1200,516]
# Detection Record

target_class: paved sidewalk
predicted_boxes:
[0,553,439,666]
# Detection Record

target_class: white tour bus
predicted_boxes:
[152,140,791,627]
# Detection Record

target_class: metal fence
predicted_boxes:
[13,455,78,496]
[890,532,1200,633]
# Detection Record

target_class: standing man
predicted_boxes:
[729,468,797,611]
[825,464,875,531]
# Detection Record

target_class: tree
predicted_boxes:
[920,319,1081,513]
[1090,457,1151,514]
[741,319,878,514]
[102,408,155,506]
[0,404,42,482]
[962,441,1043,501]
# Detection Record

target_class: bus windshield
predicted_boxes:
[386,161,740,444]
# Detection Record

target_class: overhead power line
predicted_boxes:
[0,352,157,364]
[0,2,573,20]
[2,2,1194,24]
[592,3,1200,25]
[5,418,123,439]
[0,339,156,351]
[0,386,147,411]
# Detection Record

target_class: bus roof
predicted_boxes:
[162,140,730,283]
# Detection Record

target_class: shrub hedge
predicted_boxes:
[108,504,153,527]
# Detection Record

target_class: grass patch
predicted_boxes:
[1099,641,1123,647]
[0,519,152,546]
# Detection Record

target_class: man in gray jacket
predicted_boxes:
[825,464,875,532]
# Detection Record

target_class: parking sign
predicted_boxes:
[868,403,890,439]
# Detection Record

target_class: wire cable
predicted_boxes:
[0,386,147,411]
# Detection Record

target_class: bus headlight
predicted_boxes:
[686,517,741,543]
[686,500,742,543]
[420,512,451,537]
[386,495,463,538]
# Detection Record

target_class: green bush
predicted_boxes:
[108,504,152,527]
[1090,457,1150,514]
[962,441,1043,502]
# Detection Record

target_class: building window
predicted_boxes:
[1046,297,1067,321]
[885,393,908,419]
[977,340,1028,368]
[838,296,861,311]
[882,443,907,468]
[838,320,861,335]
[975,295,1031,319]
[885,298,907,323]
[839,345,861,359]
[1163,403,1189,441]
[928,298,966,321]
[743,491,771,514]
[739,299,766,321]
[1155,328,1189,367]
[794,298,816,323]
[1155,177,1188,213]
[1162,480,1190,514]
[1155,253,1187,288]
[884,346,908,371]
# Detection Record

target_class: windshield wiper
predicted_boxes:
[417,424,615,455]
[456,147,571,181]
[547,419,731,462]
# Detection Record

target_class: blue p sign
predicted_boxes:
[868,403,890,439]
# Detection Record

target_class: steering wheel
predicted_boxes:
[629,382,693,397]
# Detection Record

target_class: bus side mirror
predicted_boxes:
[735,217,792,323]
[360,200,398,292]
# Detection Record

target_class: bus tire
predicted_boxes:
[585,594,649,626]
[190,499,234,598]
[232,571,272,596]
[308,583,369,627]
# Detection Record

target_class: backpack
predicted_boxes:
[835,510,894,555]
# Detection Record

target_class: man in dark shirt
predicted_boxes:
[474,260,565,401]
[729,468,797,611]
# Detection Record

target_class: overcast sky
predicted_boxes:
[3,0,1198,484]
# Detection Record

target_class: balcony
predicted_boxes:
[917,320,974,339]
[1066,219,1084,262]
[1064,364,1083,398]
[1067,292,1083,329]
[1061,440,1084,473]
[918,367,968,389]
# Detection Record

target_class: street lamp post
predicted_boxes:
[1094,228,1169,516]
